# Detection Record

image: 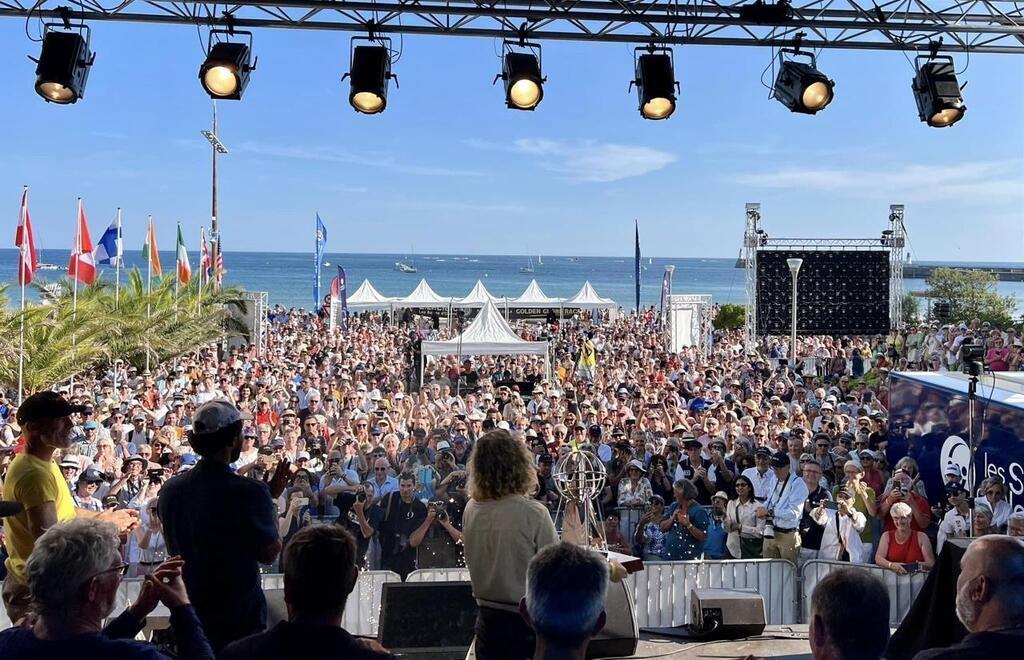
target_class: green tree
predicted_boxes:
[901,293,920,326]
[715,303,745,330]
[925,267,1016,326]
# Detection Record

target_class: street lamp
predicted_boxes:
[787,258,803,367]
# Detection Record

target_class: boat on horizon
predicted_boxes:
[395,245,417,273]
[520,256,535,274]
[37,263,65,271]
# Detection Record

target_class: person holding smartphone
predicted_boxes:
[876,501,935,574]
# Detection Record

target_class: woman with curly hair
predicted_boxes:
[463,429,558,660]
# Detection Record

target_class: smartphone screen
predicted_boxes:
[904,563,920,574]
[822,500,840,511]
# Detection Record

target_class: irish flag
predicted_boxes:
[176,223,191,285]
[142,216,162,277]
[68,199,96,285]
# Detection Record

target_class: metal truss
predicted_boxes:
[3,0,1024,54]
[756,237,893,249]
[887,204,907,328]
[743,203,760,353]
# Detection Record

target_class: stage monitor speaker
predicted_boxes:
[378,581,478,654]
[690,588,766,640]
[588,579,640,659]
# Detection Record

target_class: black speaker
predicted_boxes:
[689,588,766,640]
[378,581,478,654]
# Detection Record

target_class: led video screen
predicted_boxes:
[756,250,890,336]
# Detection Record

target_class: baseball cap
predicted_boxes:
[944,464,963,476]
[296,451,311,461]
[270,438,285,448]
[16,391,87,425]
[81,467,105,483]
[538,454,554,465]
[192,400,241,436]
[683,438,702,450]
[770,451,790,468]
[755,447,771,457]
[436,440,452,451]
[712,491,730,502]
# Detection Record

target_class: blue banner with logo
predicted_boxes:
[314,213,327,307]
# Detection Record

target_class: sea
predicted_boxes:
[2,249,1023,312]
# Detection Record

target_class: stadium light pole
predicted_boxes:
[200,102,228,240]
[787,258,803,367]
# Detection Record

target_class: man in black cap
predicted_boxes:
[2,391,137,623]
[675,438,716,505]
[159,399,289,652]
[755,450,809,563]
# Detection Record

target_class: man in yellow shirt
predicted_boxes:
[2,391,137,623]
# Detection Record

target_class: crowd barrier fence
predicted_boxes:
[801,560,928,627]
[0,559,927,635]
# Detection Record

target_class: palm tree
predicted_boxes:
[0,269,248,393]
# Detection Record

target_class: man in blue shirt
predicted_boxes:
[703,491,731,560]
[756,451,809,563]
[660,479,710,560]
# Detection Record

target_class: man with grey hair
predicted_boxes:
[0,518,213,659]
[913,535,1024,659]
[520,542,608,660]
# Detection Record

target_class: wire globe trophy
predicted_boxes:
[553,446,607,550]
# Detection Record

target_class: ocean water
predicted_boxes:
[2,249,1023,312]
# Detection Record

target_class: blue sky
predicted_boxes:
[2,20,1023,260]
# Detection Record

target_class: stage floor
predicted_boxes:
[633,625,810,659]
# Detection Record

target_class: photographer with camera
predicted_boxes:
[937,482,972,553]
[375,471,427,579]
[756,450,809,563]
[416,496,465,569]
[345,482,384,569]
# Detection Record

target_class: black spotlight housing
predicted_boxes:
[499,44,545,111]
[33,26,95,105]
[631,47,679,120]
[199,32,256,100]
[912,55,966,128]
[344,39,394,115]
[772,50,834,115]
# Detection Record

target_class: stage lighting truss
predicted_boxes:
[199,30,256,100]
[496,39,545,111]
[912,49,966,128]
[343,36,397,115]
[31,20,95,105]
[772,37,834,115]
[629,46,679,120]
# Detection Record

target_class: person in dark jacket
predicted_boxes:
[0,518,213,660]
[221,525,391,660]
[913,536,1024,660]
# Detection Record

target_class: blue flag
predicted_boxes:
[338,266,348,330]
[94,215,122,266]
[314,213,328,307]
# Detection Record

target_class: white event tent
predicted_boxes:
[420,300,549,384]
[347,280,396,308]
[392,279,453,309]
[564,281,618,309]
[451,280,505,308]
[510,279,565,308]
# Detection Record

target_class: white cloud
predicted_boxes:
[466,137,676,183]
[235,142,485,178]
[731,160,1024,203]
[387,200,526,214]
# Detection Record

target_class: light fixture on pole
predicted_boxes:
[199,30,256,100]
[496,33,545,111]
[772,34,834,115]
[31,20,95,105]
[787,258,803,366]
[343,37,397,114]
[630,46,679,120]
[912,49,966,128]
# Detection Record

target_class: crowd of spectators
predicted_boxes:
[0,304,1022,657]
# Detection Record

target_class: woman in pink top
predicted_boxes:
[985,337,1011,371]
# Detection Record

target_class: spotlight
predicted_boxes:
[32,25,95,105]
[343,39,395,114]
[497,42,545,111]
[772,45,833,115]
[912,55,965,128]
[631,47,679,120]
[199,32,256,100]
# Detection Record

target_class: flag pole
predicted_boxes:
[145,215,152,373]
[70,197,82,389]
[17,186,28,404]
[174,222,180,322]
[114,207,122,309]
[197,226,204,316]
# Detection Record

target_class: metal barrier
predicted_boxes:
[614,506,646,546]
[800,560,928,627]
[626,559,799,626]
[406,568,472,582]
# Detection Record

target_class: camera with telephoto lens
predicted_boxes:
[147,468,164,485]
[355,491,367,503]
[762,509,776,538]
[428,500,448,520]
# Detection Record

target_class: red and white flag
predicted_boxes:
[68,200,97,285]
[15,187,38,286]
[200,227,211,282]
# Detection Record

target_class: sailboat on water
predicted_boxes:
[537,254,543,266]
[520,256,535,273]
[394,246,417,273]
